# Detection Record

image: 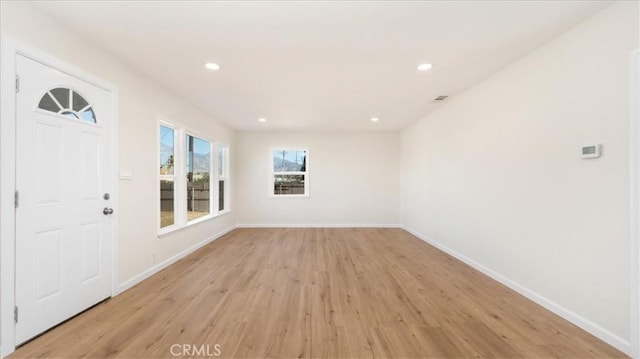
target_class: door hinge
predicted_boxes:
[15,74,20,93]
[15,190,19,209]
[14,306,18,323]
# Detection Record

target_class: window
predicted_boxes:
[186,135,212,222]
[38,87,96,123]
[218,144,229,212]
[159,119,229,233]
[271,148,308,196]
[159,125,176,228]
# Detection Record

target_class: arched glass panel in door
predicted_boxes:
[38,87,96,123]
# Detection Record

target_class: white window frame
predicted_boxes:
[217,144,231,214]
[158,117,227,235]
[269,147,310,198]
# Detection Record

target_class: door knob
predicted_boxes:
[103,207,114,215]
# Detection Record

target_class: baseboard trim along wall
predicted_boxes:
[235,223,402,228]
[401,226,632,356]
[115,225,236,294]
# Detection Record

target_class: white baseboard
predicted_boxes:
[235,223,401,228]
[401,225,632,356]
[115,225,236,294]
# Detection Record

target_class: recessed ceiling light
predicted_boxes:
[258,118,267,123]
[205,62,220,71]
[370,117,379,122]
[417,63,433,71]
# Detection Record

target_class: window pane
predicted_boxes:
[60,110,79,119]
[79,107,96,123]
[218,145,226,177]
[272,150,306,172]
[274,174,305,195]
[187,181,210,221]
[38,93,61,112]
[160,180,175,228]
[186,135,210,221]
[218,180,225,211]
[160,126,174,175]
[50,87,70,109]
[72,91,89,112]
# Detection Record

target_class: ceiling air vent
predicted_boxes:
[434,95,449,101]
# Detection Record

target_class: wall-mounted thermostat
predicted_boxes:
[581,144,601,159]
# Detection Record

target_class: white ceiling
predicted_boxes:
[30,1,611,131]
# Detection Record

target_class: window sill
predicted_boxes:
[157,210,232,238]
[217,209,232,216]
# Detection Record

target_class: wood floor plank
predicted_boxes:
[10,228,627,358]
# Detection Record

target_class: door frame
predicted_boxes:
[631,49,640,359]
[0,35,120,357]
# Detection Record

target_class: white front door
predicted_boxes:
[15,54,114,344]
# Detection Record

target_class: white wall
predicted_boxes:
[236,131,400,226]
[401,1,638,353]
[0,1,236,289]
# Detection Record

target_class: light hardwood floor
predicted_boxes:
[11,228,626,358]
